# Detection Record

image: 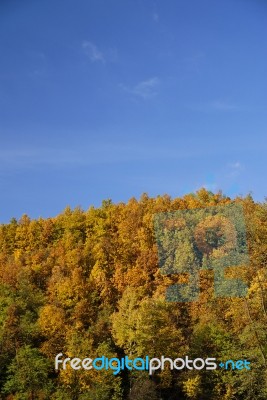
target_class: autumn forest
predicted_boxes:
[0,189,267,400]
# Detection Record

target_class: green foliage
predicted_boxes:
[3,345,53,399]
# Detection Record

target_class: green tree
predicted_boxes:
[3,345,53,399]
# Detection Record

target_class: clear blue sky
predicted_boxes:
[0,0,266,222]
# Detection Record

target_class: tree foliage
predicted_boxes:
[0,190,266,399]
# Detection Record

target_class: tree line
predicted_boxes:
[0,189,266,399]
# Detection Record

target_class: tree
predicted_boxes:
[3,345,53,399]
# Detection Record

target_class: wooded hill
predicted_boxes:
[0,189,266,399]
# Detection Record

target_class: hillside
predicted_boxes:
[0,189,266,400]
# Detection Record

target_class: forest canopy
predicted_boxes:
[0,189,267,400]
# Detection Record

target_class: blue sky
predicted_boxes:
[0,0,266,222]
